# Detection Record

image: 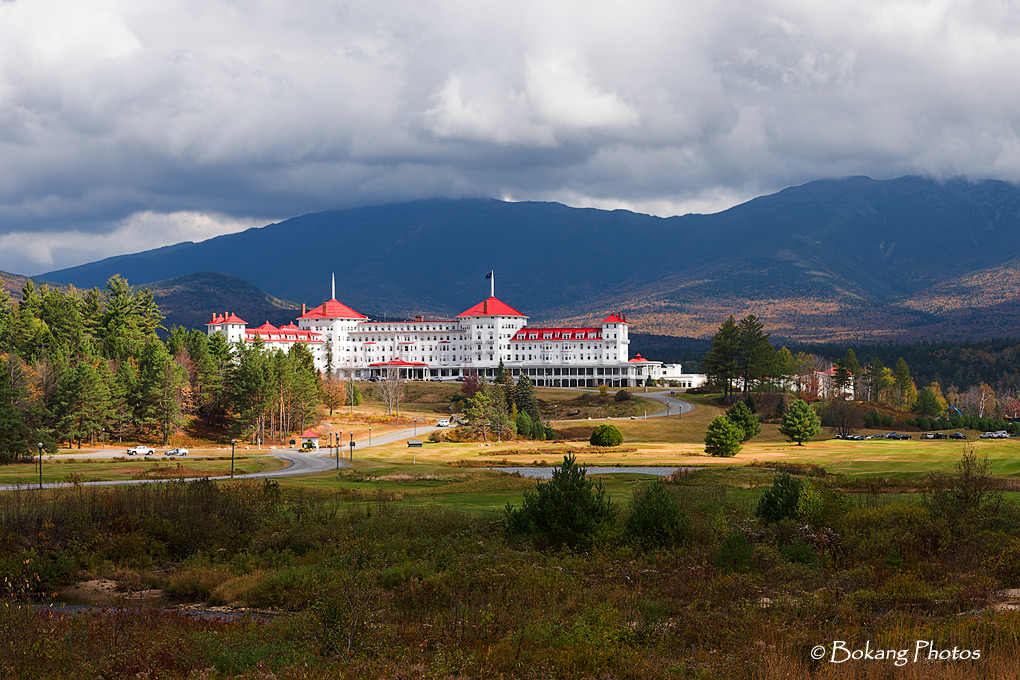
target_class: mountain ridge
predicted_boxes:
[35,175,1020,342]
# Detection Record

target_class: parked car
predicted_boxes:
[920,432,935,440]
[165,447,189,456]
[950,432,967,440]
[888,433,911,440]
[429,377,442,382]
[436,419,451,428]
[126,445,154,456]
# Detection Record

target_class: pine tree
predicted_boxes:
[725,401,760,442]
[912,388,942,417]
[703,316,740,399]
[736,314,775,398]
[514,374,541,422]
[779,399,821,446]
[892,357,916,409]
[705,416,743,457]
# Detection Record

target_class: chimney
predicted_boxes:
[301,303,306,315]
[483,300,488,314]
[211,313,215,322]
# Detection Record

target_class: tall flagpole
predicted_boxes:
[490,270,494,298]
[331,272,336,300]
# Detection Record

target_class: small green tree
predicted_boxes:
[912,388,942,418]
[756,473,803,523]
[614,389,631,402]
[589,423,623,447]
[704,416,743,457]
[515,411,534,440]
[504,454,616,548]
[778,399,820,446]
[725,401,760,442]
[625,481,690,548]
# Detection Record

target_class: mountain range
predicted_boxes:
[28,175,1020,343]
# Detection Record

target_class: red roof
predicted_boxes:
[603,314,625,324]
[244,326,324,344]
[299,428,319,439]
[512,327,602,341]
[456,297,526,318]
[369,360,429,366]
[299,299,367,320]
[628,353,650,363]
[280,323,299,330]
[206,313,247,325]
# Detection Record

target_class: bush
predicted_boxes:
[756,473,803,523]
[725,401,760,441]
[504,454,616,548]
[704,416,743,457]
[516,411,534,439]
[716,531,753,573]
[625,481,690,548]
[589,424,623,447]
[614,389,632,402]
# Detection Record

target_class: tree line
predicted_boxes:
[0,276,333,461]
[700,314,1020,426]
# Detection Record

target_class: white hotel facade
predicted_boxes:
[207,280,694,388]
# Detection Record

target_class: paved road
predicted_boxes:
[0,425,440,492]
[548,388,694,423]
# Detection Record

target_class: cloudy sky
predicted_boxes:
[1,0,1019,274]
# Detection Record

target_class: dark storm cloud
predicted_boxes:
[1,0,1019,272]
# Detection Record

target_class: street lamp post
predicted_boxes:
[37,442,43,490]
[230,439,237,478]
[349,433,354,462]
[336,431,343,470]
[369,427,372,447]
[100,428,105,449]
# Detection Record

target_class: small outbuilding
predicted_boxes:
[299,428,320,449]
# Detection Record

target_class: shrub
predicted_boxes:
[778,399,821,445]
[625,481,690,548]
[589,424,623,447]
[716,531,753,573]
[504,454,616,548]
[614,389,632,402]
[756,473,803,523]
[725,401,760,441]
[780,538,819,567]
[704,416,742,457]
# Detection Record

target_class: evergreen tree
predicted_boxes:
[0,354,33,461]
[514,374,541,422]
[704,416,743,457]
[515,411,534,440]
[725,401,760,442]
[778,399,821,446]
[136,339,189,445]
[893,357,917,410]
[504,454,616,548]
[703,316,740,399]
[736,314,775,398]
[913,387,942,417]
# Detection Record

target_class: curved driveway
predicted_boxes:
[0,425,439,492]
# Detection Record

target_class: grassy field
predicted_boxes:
[10,390,1020,678]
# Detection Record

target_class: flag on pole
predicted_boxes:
[485,271,492,279]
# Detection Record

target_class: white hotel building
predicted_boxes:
[207,283,686,388]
